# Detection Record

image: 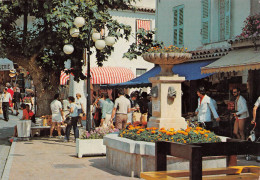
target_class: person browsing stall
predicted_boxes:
[195,86,220,131]
[232,88,249,140]
[100,93,114,128]
[110,89,131,130]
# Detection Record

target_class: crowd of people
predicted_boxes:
[1,82,259,146]
[92,89,151,130]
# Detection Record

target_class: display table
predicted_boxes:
[31,125,66,137]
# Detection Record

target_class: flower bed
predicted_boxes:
[119,122,221,144]
[80,127,119,139]
[76,127,119,158]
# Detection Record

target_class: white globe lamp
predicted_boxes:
[105,36,115,46]
[74,17,85,28]
[92,32,100,42]
[63,44,74,54]
[70,28,80,37]
[95,40,106,50]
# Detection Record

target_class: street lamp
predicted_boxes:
[63,17,115,132]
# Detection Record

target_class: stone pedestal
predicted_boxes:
[148,75,187,130]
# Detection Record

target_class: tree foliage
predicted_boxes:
[123,28,164,60]
[0,0,136,84]
[0,0,143,115]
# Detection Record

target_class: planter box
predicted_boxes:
[76,138,106,158]
[103,133,228,177]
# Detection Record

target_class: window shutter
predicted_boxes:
[173,9,178,45]
[224,0,231,40]
[179,8,184,45]
[201,0,211,44]
[173,5,184,47]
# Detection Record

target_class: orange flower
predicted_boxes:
[200,131,205,135]
[204,134,208,138]
[151,131,156,134]
[137,131,140,134]
[160,127,165,130]
[169,128,175,132]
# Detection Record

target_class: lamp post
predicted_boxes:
[63,17,115,132]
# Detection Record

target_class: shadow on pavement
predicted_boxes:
[88,158,131,177]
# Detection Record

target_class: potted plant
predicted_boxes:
[142,45,192,76]
[76,127,119,158]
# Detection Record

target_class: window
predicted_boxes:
[136,68,147,77]
[201,0,211,44]
[219,0,230,41]
[173,5,184,47]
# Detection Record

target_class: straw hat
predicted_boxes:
[9,73,16,78]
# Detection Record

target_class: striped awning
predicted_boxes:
[60,71,70,85]
[136,19,151,31]
[201,48,260,74]
[86,67,134,84]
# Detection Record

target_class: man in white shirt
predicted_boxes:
[1,87,12,121]
[195,86,220,131]
[50,94,64,138]
[232,88,249,140]
[110,89,131,130]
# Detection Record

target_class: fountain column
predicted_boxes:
[142,52,192,130]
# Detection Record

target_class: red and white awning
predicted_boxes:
[60,71,70,85]
[86,67,134,84]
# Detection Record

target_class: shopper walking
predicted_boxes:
[100,93,114,128]
[50,94,64,138]
[110,89,131,130]
[1,87,12,121]
[195,86,220,131]
[13,86,22,116]
[64,96,79,142]
[75,93,84,127]
[232,88,249,140]
[6,83,14,114]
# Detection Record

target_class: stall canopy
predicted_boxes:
[0,58,14,71]
[201,48,260,74]
[87,67,134,84]
[60,70,70,85]
[102,60,216,89]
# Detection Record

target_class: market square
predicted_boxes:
[0,0,260,179]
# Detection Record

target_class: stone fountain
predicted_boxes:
[142,52,192,130]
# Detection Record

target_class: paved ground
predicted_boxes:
[3,137,138,180]
[0,110,21,178]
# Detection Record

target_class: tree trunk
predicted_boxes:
[9,54,60,117]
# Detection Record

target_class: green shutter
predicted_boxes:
[224,0,231,40]
[201,0,211,44]
[173,5,184,47]
[173,9,178,45]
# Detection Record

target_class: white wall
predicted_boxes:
[90,0,156,77]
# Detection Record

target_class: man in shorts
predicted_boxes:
[110,89,131,130]
[50,94,64,138]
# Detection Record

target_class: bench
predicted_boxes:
[141,139,260,180]
[31,125,66,137]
